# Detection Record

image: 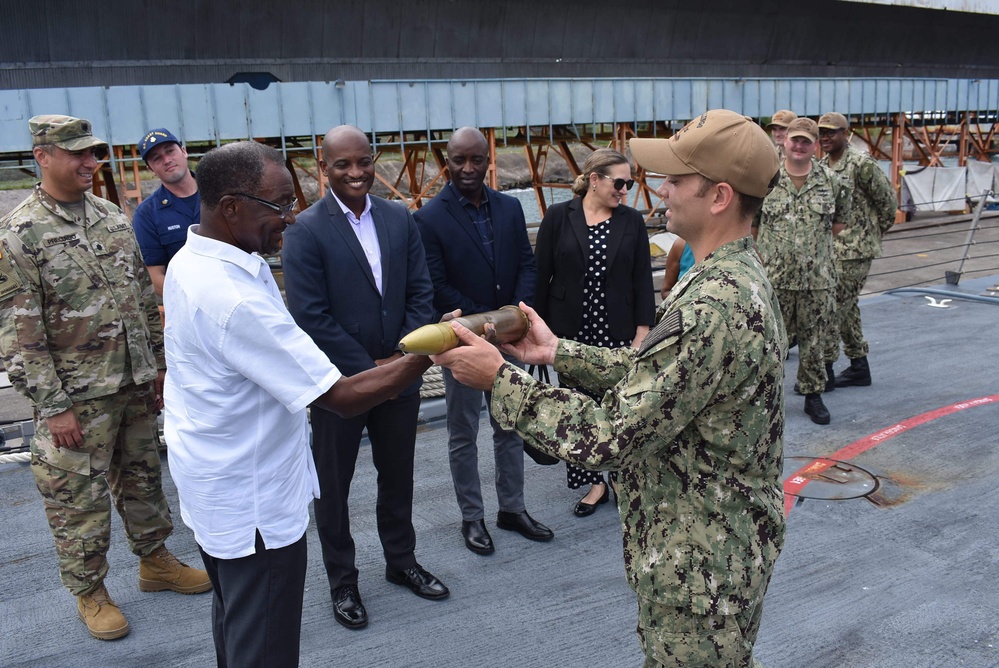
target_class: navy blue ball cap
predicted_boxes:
[139,128,181,161]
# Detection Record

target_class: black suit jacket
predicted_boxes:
[534,198,655,341]
[414,183,536,318]
[282,192,434,397]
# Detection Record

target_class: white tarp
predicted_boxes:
[966,160,998,202]
[901,166,968,211]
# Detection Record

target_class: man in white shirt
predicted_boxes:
[163,141,432,667]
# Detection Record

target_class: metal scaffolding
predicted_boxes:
[2,77,997,216]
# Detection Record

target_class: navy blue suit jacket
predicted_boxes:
[282,192,434,397]
[414,184,536,318]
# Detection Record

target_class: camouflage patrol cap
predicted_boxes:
[29,115,108,154]
[787,117,819,141]
[768,110,798,129]
[629,109,780,198]
[818,112,849,130]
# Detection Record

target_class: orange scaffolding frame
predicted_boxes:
[88,116,997,222]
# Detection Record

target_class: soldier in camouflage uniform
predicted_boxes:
[818,112,898,388]
[767,109,797,160]
[0,115,210,641]
[434,110,786,668]
[753,117,851,425]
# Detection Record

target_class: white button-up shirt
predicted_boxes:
[163,226,341,559]
[331,189,383,295]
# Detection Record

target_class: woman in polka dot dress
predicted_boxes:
[533,148,656,517]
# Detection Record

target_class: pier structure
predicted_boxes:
[1,77,997,217]
[5,0,999,216]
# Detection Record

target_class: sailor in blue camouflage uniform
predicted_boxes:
[0,115,210,642]
[433,110,786,668]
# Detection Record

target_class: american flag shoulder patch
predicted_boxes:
[636,309,683,357]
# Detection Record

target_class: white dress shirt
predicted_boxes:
[330,189,383,294]
[163,226,341,559]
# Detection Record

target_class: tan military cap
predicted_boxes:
[630,109,780,198]
[787,118,819,141]
[768,110,798,128]
[817,112,849,130]
[29,115,108,153]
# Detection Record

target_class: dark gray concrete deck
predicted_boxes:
[2,237,998,666]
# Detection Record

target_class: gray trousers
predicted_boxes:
[442,359,526,521]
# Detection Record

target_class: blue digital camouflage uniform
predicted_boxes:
[754,160,850,394]
[820,145,897,362]
[0,185,173,595]
[490,237,786,667]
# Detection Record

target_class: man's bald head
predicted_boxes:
[319,125,375,217]
[322,125,370,162]
[446,127,490,204]
[447,127,488,155]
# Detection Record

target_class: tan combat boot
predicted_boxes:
[139,545,212,594]
[77,583,130,640]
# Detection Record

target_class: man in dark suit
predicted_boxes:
[282,125,447,631]
[414,127,553,556]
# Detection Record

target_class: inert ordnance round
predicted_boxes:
[397,306,531,355]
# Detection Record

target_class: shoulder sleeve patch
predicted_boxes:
[636,309,684,357]
[0,245,24,302]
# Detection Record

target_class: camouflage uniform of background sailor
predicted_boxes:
[754,160,850,396]
[820,141,897,368]
[0,185,173,595]
[490,237,787,667]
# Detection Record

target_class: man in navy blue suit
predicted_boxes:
[414,127,554,556]
[282,125,448,631]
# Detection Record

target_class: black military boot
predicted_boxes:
[804,393,831,425]
[794,363,837,396]
[834,356,871,388]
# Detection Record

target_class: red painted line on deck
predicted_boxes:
[783,394,999,516]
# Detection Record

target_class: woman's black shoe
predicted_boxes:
[573,483,610,517]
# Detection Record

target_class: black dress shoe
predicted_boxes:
[573,483,610,517]
[331,585,367,630]
[461,519,495,555]
[496,510,554,542]
[385,565,450,600]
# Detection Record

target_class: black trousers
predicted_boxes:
[311,392,420,590]
[199,531,308,668]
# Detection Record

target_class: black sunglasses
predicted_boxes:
[597,173,635,191]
